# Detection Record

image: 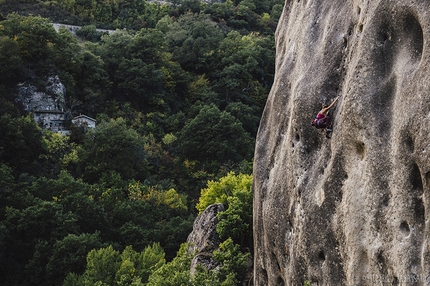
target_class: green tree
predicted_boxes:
[60,191,111,235]
[206,0,234,23]
[99,29,133,78]
[155,15,173,34]
[81,245,121,285]
[152,215,194,260]
[115,58,164,111]
[187,74,217,105]
[127,28,165,62]
[0,36,24,86]
[4,201,78,244]
[98,28,175,113]
[196,172,252,247]
[0,4,282,284]
[270,3,284,22]
[28,170,88,201]
[146,243,192,286]
[2,200,79,285]
[211,238,251,285]
[0,163,34,218]
[0,114,47,176]
[0,163,14,213]
[124,182,193,258]
[178,104,254,172]
[212,31,274,110]
[106,196,154,247]
[177,0,202,14]
[0,14,60,75]
[46,232,104,285]
[133,242,166,283]
[40,132,73,177]
[146,239,250,285]
[53,27,82,72]
[74,50,109,115]
[166,12,224,73]
[64,243,166,285]
[226,0,257,29]
[78,118,150,183]
[74,0,97,22]
[76,25,101,41]
[196,172,251,212]
[225,101,260,136]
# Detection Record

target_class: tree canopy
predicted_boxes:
[0,0,283,284]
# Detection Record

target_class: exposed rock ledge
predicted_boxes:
[187,203,224,276]
[253,0,430,285]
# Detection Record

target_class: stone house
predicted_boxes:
[71,114,97,128]
[33,110,70,135]
[18,77,97,134]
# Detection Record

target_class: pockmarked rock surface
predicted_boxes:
[253,0,430,285]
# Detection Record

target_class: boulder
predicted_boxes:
[187,203,224,276]
[253,1,430,285]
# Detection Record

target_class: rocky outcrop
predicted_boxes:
[17,76,66,112]
[253,1,430,285]
[187,203,224,276]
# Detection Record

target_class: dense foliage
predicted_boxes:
[197,172,252,248]
[0,0,281,284]
[146,238,251,286]
[65,173,253,285]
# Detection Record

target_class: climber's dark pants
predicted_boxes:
[316,116,330,129]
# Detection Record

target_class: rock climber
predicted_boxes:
[310,96,339,135]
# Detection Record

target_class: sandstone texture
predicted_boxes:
[187,203,224,276]
[253,0,430,285]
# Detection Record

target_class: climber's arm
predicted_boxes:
[319,97,339,115]
[326,96,339,110]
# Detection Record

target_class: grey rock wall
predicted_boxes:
[17,76,66,112]
[253,0,430,285]
[187,203,224,276]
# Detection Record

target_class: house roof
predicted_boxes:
[72,114,96,122]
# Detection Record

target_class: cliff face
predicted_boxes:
[253,0,430,285]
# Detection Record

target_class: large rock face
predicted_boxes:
[253,0,430,285]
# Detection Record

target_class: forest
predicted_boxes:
[0,0,282,284]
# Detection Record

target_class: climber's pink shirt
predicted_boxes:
[315,113,325,120]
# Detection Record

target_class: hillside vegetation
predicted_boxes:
[0,0,281,284]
